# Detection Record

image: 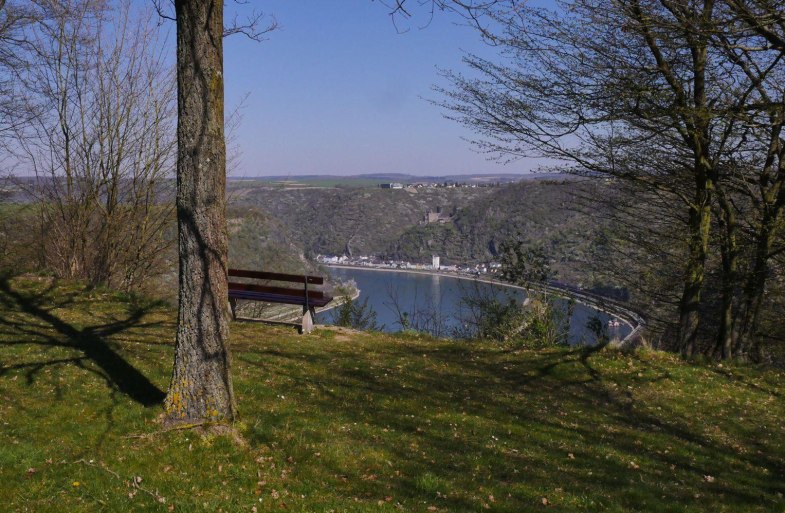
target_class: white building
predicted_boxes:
[432,255,440,270]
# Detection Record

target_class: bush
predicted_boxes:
[455,284,572,347]
[457,292,528,342]
[334,296,380,331]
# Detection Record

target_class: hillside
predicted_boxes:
[228,179,611,285]
[1,276,783,512]
[228,206,315,276]
[229,182,493,258]
[0,178,613,295]
[387,181,604,281]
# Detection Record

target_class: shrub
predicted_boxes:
[334,296,380,331]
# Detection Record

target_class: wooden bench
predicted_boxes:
[228,269,333,334]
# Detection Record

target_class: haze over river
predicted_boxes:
[317,267,631,345]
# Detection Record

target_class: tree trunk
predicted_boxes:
[736,167,785,359]
[677,165,713,357]
[677,32,714,358]
[164,0,235,423]
[736,223,775,360]
[714,193,738,360]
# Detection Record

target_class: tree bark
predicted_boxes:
[715,191,738,360]
[737,220,777,359]
[677,188,711,357]
[677,23,714,358]
[164,0,235,423]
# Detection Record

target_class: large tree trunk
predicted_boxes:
[714,193,738,360]
[677,153,713,357]
[736,221,777,360]
[164,0,236,423]
[677,199,710,357]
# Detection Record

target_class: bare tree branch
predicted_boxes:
[150,0,278,40]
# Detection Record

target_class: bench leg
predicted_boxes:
[229,298,237,320]
[301,305,315,334]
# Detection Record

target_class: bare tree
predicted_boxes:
[383,0,503,34]
[0,0,43,143]
[9,1,176,290]
[437,0,785,358]
[719,0,785,358]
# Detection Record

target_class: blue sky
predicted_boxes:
[221,1,540,177]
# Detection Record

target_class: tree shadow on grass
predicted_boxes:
[235,339,785,511]
[0,277,166,407]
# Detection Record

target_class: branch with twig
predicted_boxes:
[151,0,279,40]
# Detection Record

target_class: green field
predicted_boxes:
[230,177,385,189]
[0,276,783,512]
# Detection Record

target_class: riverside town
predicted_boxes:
[316,254,503,276]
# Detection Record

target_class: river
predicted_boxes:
[316,266,631,345]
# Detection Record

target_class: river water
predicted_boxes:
[317,266,631,345]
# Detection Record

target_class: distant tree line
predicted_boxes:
[438,0,785,360]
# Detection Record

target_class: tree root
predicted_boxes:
[125,419,247,446]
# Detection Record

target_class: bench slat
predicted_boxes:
[228,289,332,308]
[229,268,324,285]
[229,282,325,300]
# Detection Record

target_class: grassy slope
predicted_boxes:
[0,276,783,513]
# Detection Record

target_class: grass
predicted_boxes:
[0,276,783,512]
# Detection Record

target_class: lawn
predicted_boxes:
[0,276,783,512]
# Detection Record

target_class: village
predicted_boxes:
[379,181,506,189]
[316,253,502,276]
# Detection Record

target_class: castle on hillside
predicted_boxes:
[423,206,453,224]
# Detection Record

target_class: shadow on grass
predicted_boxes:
[0,276,165,406]
[235,337,784,511]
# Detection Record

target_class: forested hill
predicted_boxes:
[227,179,612,285]
[0,178,614,293]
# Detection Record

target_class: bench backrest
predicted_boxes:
[228,268,324,285]
[228,281,326,300]
[228,268,331,306]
